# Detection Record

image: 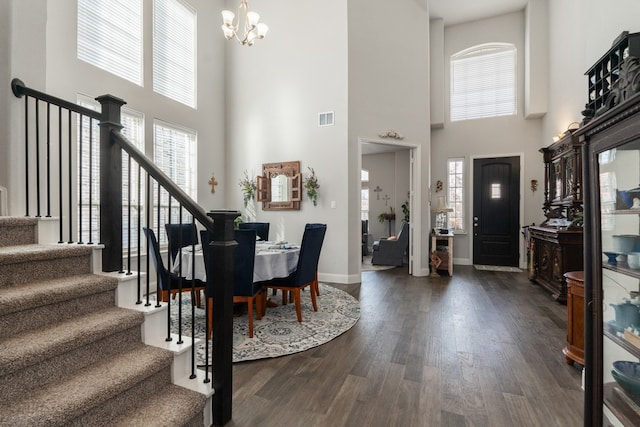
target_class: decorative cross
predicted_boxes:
[382,194,391,206]
[373,185,382,200]
[208,175,218,194]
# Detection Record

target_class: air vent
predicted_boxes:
[318,111,334,127]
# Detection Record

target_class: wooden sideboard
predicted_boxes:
[563,270,584,366]
[529,226,583,304]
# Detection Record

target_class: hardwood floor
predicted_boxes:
[229,265,583,427]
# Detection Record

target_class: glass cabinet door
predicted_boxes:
[598,139,640,426]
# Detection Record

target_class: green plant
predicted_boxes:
[378,206,395,223]
[238,170,256,207]
[401,193,410,223]
[303,167,320,206]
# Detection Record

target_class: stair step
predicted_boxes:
[0,217,37,247]
[0,344,178,427]
[0,306,143,377]
[0,274,118,338]
[0,244,94,287]
[85,382,207,427]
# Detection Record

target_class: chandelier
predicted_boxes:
[221,0,268,46]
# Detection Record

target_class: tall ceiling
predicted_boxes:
[425,0,528,26]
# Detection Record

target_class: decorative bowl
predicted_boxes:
[611,370,640,395]
[613,361,640,383]
[612,235,639,253]
[628,252,640,269]
[603,251,619,264]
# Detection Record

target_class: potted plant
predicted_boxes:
[378,207,396,236]
[238,170,256,207]
[303,167,320,206]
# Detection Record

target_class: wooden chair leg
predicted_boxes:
[293,288,302,322]
[207,297,213,340]
[310,284,318,312]
[247,299,254,338]
[282,289,288,305]
[256,292,263,321]
[160,290,170,302]
[315,273,320,296]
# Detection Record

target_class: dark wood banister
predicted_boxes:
[110,130,214,230]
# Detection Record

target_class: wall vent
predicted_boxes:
[318,111,334,127]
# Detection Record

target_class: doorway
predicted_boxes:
[472,156,520,266]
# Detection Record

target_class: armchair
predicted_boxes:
[371,222,409,267]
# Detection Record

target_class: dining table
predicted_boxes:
[172,241,300,283]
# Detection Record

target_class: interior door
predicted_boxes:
[472,156,520,266]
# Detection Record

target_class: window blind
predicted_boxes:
[153,0,197,108]
[450,44,516,122]
[77,0,143,86]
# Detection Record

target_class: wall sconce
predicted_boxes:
[531,179,538,193]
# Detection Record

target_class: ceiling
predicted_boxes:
[426,0,528,26]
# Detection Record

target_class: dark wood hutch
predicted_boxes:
[529,130,584,303]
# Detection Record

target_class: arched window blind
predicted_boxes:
[450,43,517,122]
[77,0,143,86]
[153,0,197,108]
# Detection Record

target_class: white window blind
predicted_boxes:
[447,158,465,232]
[153,0,197,108]
[153,120,197,242]
[77,0,143,86]
[450,43,516,122]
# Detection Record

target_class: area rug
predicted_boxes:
[169,283,360,364]
[474,265,522,273]
[361,255,395,272]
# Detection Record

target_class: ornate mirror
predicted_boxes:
[257,161,302,210]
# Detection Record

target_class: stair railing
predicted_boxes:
[11,78,236,426]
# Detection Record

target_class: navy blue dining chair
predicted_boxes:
[143,227,205,306]
[260,223,327,322]
[164,223,199,265]
[238,222,270,241]
[201,228,263,338]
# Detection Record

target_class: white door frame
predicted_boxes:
[358,137,424,276]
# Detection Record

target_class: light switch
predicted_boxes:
[330,201,336,209]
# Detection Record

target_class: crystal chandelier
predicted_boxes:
[221,0,268,46]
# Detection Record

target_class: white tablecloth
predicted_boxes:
[172,242,300,283]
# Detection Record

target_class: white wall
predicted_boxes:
[224,0,351,283]
[362,151,411,243]
[0,0,12,206]
[431,11,545,266]
[349,0,430,276]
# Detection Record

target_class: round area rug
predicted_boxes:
[170,283,360,363]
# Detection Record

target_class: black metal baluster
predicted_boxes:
[24,95,29,216]
[190,215,197,380]
[67,112,73,243]
[78,114,83,244]
[46,103,51,217]
[177,205,183,345]
[139,164,145,306]
[35,99,41,217]
[58,106,63,243]
[146,173,153,309]
[87,117,93,245]
[126,154,132,275]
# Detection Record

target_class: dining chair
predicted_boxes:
[238,222,270,241]
[143,227,205,306]
[164,223,199,265]
[260,223,327,322]
[201,229,264,338]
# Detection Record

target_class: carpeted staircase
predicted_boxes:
[0,217,208,427]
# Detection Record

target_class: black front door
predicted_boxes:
[472,156,520,266]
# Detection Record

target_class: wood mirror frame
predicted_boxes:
[256,161,302,210]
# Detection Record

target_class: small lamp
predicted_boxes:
[434,196,453,234]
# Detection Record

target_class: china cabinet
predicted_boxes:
[529,130,584,303]
[579,82,640,426]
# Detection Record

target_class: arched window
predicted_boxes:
[450,43,517,121]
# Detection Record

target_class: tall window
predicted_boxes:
[361,169,369,221]
[153,120,197,242]
[153,0,197,108]
[77,97,145,247]
[447,158,465,232]
[77,0,143,86]
[450,43,517,122]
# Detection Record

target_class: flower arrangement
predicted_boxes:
[303,167,320,206]
[238,170,256,207]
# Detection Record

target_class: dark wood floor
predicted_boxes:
[228,265,583,427]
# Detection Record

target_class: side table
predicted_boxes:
[563,270,584,365]
[431,232,454,276]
